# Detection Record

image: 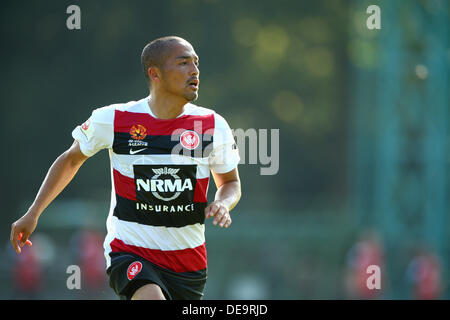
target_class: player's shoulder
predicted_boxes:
[186,103,230,126]
[188,104,235,146]
[97,97,146,113]
[185,102,215,116]
[90,97,147,122]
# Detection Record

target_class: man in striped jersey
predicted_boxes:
[10,36,241,300]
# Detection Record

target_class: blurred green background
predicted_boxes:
[0,0,448,299]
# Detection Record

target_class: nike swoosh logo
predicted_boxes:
[129,148,147,155]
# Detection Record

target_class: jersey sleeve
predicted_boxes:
[71,106,115,157]
[209,113,240,173]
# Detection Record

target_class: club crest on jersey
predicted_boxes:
[180,130,200,150]
[136,167,193,202]
[127,261,143,280]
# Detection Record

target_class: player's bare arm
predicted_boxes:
[205,167,241,228]
[10,140,88,254]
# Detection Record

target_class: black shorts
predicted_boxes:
[106,252,207,300]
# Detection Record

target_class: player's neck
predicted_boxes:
[147,92,187,119]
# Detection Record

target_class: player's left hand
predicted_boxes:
[205,201,231,228]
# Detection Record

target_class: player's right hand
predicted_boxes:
[10,213,37,254]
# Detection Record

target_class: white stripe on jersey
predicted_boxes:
[110,153,211,180]
[108,216,205,251]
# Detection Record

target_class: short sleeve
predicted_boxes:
[209,113,240,173]
[71,106,115,157]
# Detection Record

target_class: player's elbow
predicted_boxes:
[235,181,242,201]
[230,180,242,205]
[60,141,89,169]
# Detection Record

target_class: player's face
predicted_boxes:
[160,41,200,102]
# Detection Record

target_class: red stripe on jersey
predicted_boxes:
[113,169,136,201]
[193,177,209,203]
[110,238,207,272]
[114,110,215,136]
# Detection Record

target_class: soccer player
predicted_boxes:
[10,36,241,300]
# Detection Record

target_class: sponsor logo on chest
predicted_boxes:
[136,167,193,201]
[133,165,198,214]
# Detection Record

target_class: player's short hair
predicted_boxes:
[141,36,186,83]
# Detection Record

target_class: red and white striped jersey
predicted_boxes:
[72,96,240,274]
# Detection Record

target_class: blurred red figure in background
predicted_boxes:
[77,229,107,291]
[344,230,384,299]
[406,248,442,300]
[12,243,44,297]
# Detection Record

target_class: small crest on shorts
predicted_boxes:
[127,261,143,280]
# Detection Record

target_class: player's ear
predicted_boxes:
[148,66,161,84]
